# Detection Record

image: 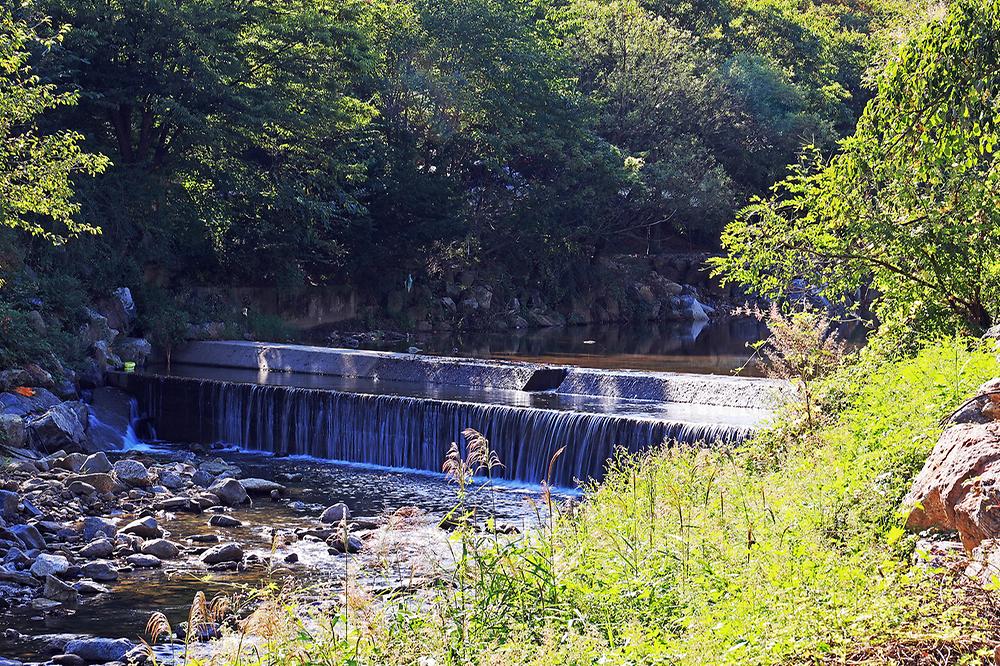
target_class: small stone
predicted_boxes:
[126,554,162,568]
[30,553,70,578]
[158,470,187,490]
[80,452,113,474]
[54,453,87,473]
[140,538,179,559]
[283,552,299,564]
[79,538,114,559]
[113,460,151,487]
[191,470,215,488]
[208,478,248,506]
[155,497,196,513]
[200,543,243,565]
[52,655,85,666]
[320,503,350,524]
[208,514,243,528]
[122,516,162,539]
[69,474,116,494]
[66,481,96,496]
[189,534,220,544]
[43,574,78,604]
[81,560,118,581]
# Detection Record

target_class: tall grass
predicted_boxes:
[161,338,999,665]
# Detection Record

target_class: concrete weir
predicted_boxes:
[110,341,785,485]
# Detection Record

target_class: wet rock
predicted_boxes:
[65,637,135,663]
[79,538,114,559]
[0,490,19,520]
[10,524,45,550]
[200,543,243,565]
[122,516,162,539]
[82,517,117,541]
[69,473,116,495]
[113,460,151,487]
[43,574,78,604]
[51,655,85,666]
[80,452,113,474]
[240,478,286,495]
[73,580,110,595]
[141,539,179,559]
[31,597,62,611]
[30,553,70,578]
[192,494,220,510]
[208,514,243,528]
[209,478,248,506]
[320,503,350,524]
[126,553,162,568]
[276,472,303,483]
[80,560,118,581]
[189,534,220,544]
[26,403,87,454]
[283,552,299,564]
[155,497,196,513]
[327,535,363,554]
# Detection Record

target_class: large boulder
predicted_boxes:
[320,503,350,524]
[95,287,136,334]
[80,560,118,582]
[208,478,248,506]
[26,403,88,454]
[905,422,1000,550]
[71,474,116,495]
[122,516,162,539]
[43,574,78,604]
[140,538,179,560]
[113,459,151,487]
[78,308,118,349]
[10,524,45,550]
[30,554,70,578]
[80,452,113,475]
[239,478,286,496]
[1,388,60,418]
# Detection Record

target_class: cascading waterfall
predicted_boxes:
[134,374,753,486]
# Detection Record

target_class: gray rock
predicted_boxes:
[328,535,363,554]
[208,514,243,528]
[4,547,31,568]
[238,478,286,495]
[26,403,87,454]
[70,473,116,494]
[122,516,162,539]
[53,452,88,472]
[10,524,45,550]
[51,655,85,666]
[80,452,113,474]
[30,553,70,578]
[156,497,195,512]
[189,534,220,543]
[43,574,78,604]
[66,481,96,495]
[80,560,118,581]
[92,339,123,372]
[65,637,135,662]
[82,517,117,541]
[74,580,110,595]
[0,567,40,586]
[200,543,243,565]
[97,287,136,333]
[320,503,350,524]
[126,553,162,568]
[191,470,215,488]
[113,459,151,487]
[113,337,152,366]
[80,538,114,559]
[0,490,19,520]
[158,469,187,490]
[0,414,26,448]
[208,478,248,506]
[140,539,179,559]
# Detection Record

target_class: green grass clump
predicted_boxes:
[190,339,999,666]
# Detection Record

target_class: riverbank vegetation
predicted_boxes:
[178,338,997,665]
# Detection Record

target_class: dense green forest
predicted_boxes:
[3,0,916,331]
